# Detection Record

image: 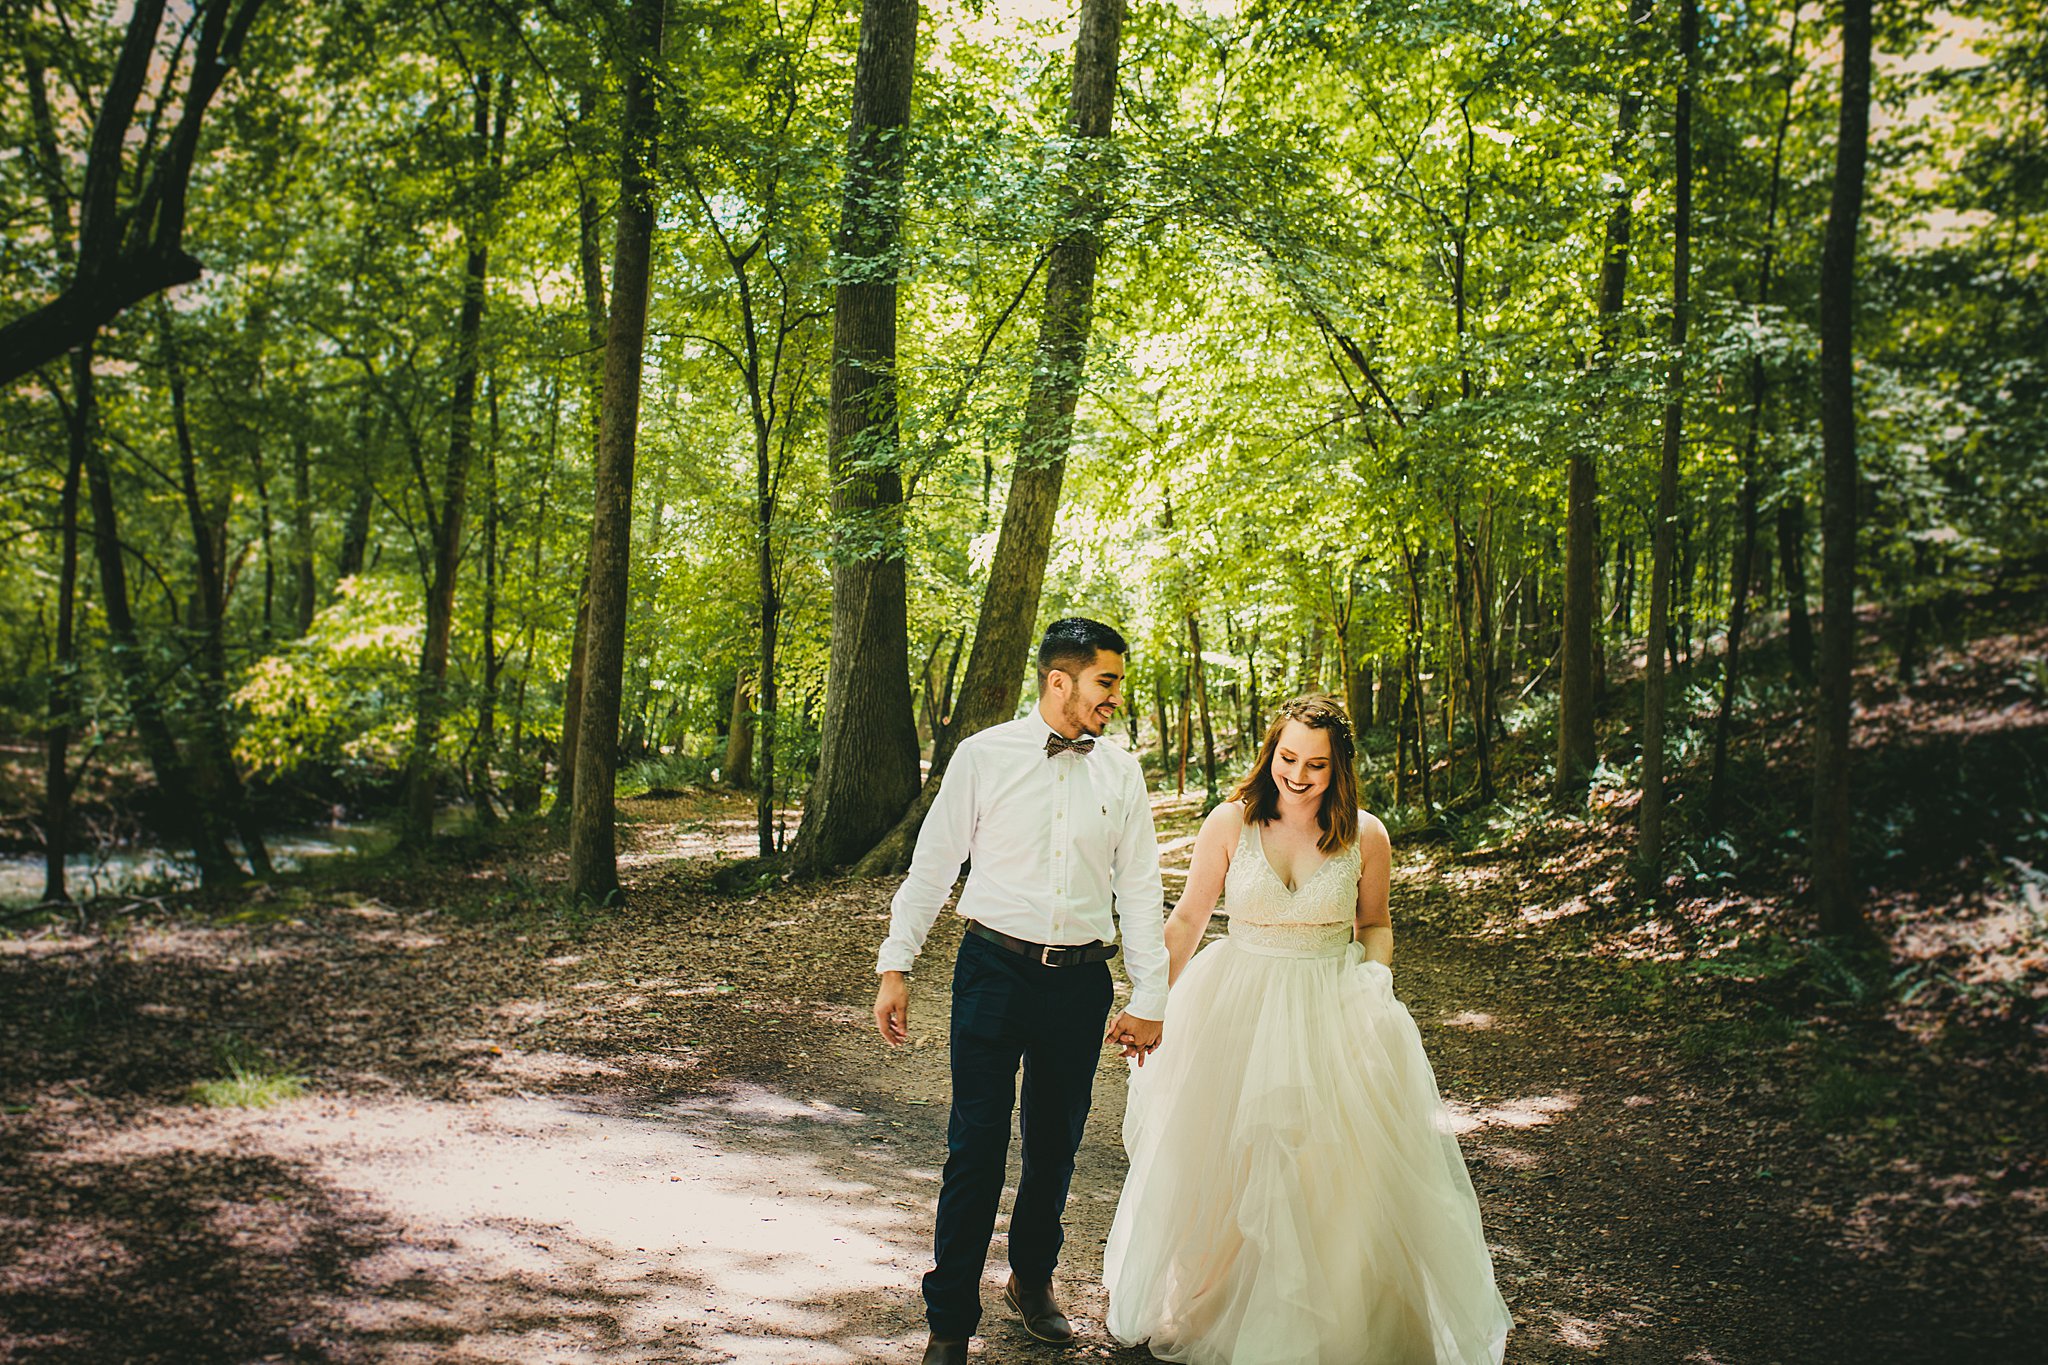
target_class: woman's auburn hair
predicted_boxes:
[1228,693,1360,853]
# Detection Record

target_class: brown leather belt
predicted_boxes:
[965,920,1119,967]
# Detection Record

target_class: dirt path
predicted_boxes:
[1,792,2038,1363]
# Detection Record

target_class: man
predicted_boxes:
[874,617,1168,1365]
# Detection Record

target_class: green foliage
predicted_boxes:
[0,0,2042,891]
[620,751,717,796]
[233,577,423,779]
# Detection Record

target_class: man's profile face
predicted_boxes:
[1054,649,1126,737]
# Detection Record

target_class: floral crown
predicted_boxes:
[1274,694,1353,746]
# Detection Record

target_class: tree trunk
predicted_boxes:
[337,410,373,582]
[1559,0,1651,805]
[754,445,782,855]
[81,345,239,884]
[473,382,502,826]
[791,0,922,874]
[1153,670,1172,772]
[1713,12,1805,811]
[161,302,274,876]
[290,436,316,634]
[1779,492,1816,682]
[41,363,87,905]
[1404,544,1434,819]
[850,0,1126,877]
[401,73,505,847]
[1638,0,1695,898]
[724,678,755,789]
[1465,505,1498,801]
[1189,612,1219,798]
[1812,0,1873,936]
[553,88,611,831]
[1246,630,1262,741]
[29,65,85,904]
[569,0,665,904]
[1177,660,1192,797]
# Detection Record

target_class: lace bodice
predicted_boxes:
[1222,819,1360,955]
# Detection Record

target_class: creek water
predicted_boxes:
[0,813,472,908]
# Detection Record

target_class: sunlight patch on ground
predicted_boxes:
[1443,1010,1496,1030]
[1519,896,1594,925]
[1471,1141,1543,1171]
[1542,1303,1655,1351]
[1444,1092,1579,1136]
[55,1086,924,1362]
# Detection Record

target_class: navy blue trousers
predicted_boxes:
[923,930,1113,1339]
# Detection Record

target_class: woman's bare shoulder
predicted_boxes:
[1355,809,1391,853]
[1201,800,1248,832]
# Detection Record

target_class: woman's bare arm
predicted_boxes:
[1353,811,1394,967]
[1163,802,1243,984]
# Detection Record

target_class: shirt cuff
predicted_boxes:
[876,946,917,975]
[1123,988,1168,1022]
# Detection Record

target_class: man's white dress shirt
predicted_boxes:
[876,714,1170,1021]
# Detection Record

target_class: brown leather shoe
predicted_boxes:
[921,1334,968,1364]
[1004,1273,1073,1345]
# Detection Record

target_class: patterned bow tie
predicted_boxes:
[1044,732,1097,758]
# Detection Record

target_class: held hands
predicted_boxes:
[874,971,909,1046]
[1105,1010,1162,1065]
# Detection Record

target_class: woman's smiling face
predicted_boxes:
[1270,720,1332,805]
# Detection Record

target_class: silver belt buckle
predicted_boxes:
[1040,944,1061,966]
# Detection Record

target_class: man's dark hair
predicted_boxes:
[1037,616,1127,683]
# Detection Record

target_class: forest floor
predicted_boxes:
[2,798,2042,1364]
[3,626,2046,1363]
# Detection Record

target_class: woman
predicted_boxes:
[1105,695,1511,1364]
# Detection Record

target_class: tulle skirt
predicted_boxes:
[1104,935,1512,1365]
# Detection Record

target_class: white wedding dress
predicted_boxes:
[1105,820,1512,1364]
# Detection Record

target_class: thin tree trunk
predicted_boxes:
[30,65,85,905]
[851,0,1126,877]
[553,89,611,830]
[1468,503,1498,800]
[1153,670,1172,772]
[1349,659,1372,746]
[161,300,273,876]
[402,72,506,845]
[792,0,922,874]
[553,578,591,823]
[1246,629,1261,741]
[290,435,315,633]
[724,678,755,789]
[1189,612,1219,797]
[1177,659,1191,797]
[80,344,238,884]
[754,438,781,855]
[42,366,86,904]
[1394,668,1411,807]
[1404,544,1434,819]
[337,408,373,581]
[250,435,276,637]
[1812,0,1873,935]
[1560,0,1651,805]
[473,379,502,826]
[1639,0,1695,898]
[569,2,664,903]
[1779,492,1816,682]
